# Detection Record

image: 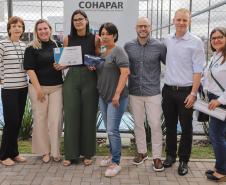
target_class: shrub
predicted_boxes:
[19,99,33,140]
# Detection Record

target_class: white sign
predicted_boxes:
[64,0,139,46]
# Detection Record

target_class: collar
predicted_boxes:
[213,51,223,60]
[172,31,190,40]
[136,37,151,46]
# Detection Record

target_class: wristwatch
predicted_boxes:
[190,92,197,97]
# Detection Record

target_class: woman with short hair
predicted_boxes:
[98,22,130,177]
[0,16,28,166]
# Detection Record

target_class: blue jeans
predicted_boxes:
[208,93,226,175]
[99,96,128,165]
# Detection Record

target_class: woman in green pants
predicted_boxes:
[62,9,98,166]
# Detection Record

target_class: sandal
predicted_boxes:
[42,154,50,163]
[1,158,15,166]
[207,172,226,182]
[14,155,26,163]
[63,160,71,166]
[53,156,61,162]
[83,158,93,166]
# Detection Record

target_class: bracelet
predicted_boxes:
[190,92,197,97]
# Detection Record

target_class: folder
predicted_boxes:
[194,99,226,121]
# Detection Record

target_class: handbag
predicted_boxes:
[196,85,209,122]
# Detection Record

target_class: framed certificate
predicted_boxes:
[54,46,83,66]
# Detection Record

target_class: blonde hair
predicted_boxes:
[30,19,55,49]
[174,8,191,17]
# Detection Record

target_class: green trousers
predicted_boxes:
[63,66,98,160]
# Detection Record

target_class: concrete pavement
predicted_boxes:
[0,156,225,185]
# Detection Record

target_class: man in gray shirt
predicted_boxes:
[124,17,166,172]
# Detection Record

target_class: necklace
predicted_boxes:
[11,40,24,70]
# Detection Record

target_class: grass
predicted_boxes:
[18,139,215,159]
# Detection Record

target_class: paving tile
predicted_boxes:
[0,157,220,185]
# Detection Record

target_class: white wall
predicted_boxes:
[64,0,139,46]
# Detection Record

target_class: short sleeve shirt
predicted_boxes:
[97,46,129,102]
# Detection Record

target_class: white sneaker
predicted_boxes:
[105,163,121,177]
[100,157,112,167]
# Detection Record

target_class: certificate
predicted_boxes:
[54,46,83,66]
[194,99,226,121]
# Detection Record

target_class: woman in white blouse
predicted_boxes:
[204,27,226,182]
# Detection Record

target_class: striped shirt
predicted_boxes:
[0,38,28,89]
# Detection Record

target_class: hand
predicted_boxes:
[208,99,221,110]
[95,35,101,48]
[184,94,196,108]
[112,93,120,107]
[36,88,46,103]
[87,66,96,71]
[53,63,68,71]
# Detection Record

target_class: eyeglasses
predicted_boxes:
[73,18,85,22]
[137,25,150,29]
[211,35,225,41]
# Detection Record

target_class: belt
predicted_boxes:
[164,84,192,91]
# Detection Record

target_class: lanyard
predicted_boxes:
[11,41,24,63]
[209,54,222,70]
[209,54,225,92]
[11,41,24,70]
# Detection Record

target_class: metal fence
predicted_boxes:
[0,0,64,41]
[1,0,226,57]
[1,0,225,133]
[139,0,226,59]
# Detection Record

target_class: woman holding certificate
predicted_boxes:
[0,16,28,166]
[62,10,98,166]
[97,23,130,177]
[24,19,63,163]
[204,27,226,182]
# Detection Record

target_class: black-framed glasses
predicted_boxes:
[137,25,150,29]
[73,18,85,22]
[211,35,224,41]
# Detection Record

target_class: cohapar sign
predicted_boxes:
[64,0,139,46]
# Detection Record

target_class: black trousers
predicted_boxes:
[0,87,28,160]
[162,85,193,162]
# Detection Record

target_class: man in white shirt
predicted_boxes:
[162,8,205,176]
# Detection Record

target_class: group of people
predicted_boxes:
[0,7,225,181]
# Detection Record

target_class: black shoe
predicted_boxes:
[205,169,214,176]
[206,173,226,182]
[178,161,188,176]
[163,156,176,168]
